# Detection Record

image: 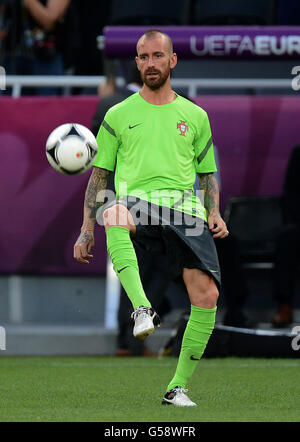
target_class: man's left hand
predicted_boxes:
[208,212,229,239]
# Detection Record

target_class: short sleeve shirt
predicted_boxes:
[93,92,217,221]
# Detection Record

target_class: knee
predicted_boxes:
[184,269,219,308]
[103,204,136,235]
[103,206,114,228]
[196,284,219,309]
[103,204,127,229]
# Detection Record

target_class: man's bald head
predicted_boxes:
[136,30,174,55]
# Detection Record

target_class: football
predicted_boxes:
[46,123,98,175]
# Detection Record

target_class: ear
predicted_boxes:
[135,56,141,71]
[170,53,177,70]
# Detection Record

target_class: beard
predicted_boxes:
[141,65,171,90]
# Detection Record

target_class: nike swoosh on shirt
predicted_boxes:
[117,266,129,273]
[129,123,142,129]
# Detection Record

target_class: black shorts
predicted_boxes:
[102,197,221,289]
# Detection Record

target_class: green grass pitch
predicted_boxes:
[0,356,299,422]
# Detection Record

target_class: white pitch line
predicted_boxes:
[1,360,299,369]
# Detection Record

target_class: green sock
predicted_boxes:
[167,305,217,391]
[105,226,151,310]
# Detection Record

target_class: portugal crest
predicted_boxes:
[177,120,189,136]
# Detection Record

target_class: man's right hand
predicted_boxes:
[73,230,95,264]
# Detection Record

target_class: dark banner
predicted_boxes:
[0,95,299,274]
[104,25,300,59]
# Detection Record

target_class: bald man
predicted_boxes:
[74,30,228,407]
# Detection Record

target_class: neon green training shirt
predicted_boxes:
[93,92,217,221]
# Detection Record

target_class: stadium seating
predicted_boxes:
[191,0,276,25]
[109,0,191,25]
[223,196,283,267]
[277,0,300,25]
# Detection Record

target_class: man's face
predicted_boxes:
[136,36,177,90]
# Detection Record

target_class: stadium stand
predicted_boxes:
[224,196,283,268]
[109,0,190,26]
[277,0,300,25]
[191,0,276,25]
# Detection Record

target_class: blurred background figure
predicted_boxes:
[115,249,173,357]
[271,145,300,327]
[91,63,143,137]
[194,147,254,328]
[91,64,175,356]
[71,0,110,78]
[91,71,256,357]
[90,62,143,196]
[1,0,71,95]
[216,235,254,328]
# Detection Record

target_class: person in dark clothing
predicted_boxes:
[271,144,300,327]
[91,65,143,137]
[91,65,173,355]
[71,0,110,78]
[216,235,253,327]
[2,0,70,95]
[116,248,172,356]
[91,64,143,203]
[194,147,254,328]
[92,78,254,350]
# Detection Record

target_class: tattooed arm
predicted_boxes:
[74,167,110,264]
[197,172,228,239]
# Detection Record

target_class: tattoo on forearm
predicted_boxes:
[85,167,110,220]
[197,173,219,214]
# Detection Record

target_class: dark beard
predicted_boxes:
[142,67,170,90]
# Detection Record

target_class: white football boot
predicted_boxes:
[162,387,197,407]
[131,306,161,340]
